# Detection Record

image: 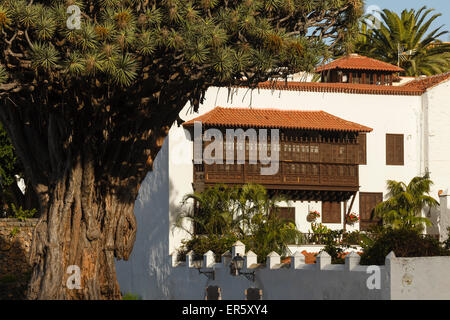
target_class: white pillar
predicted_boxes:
[385,251,396,267]
[232,241,246,257]
[203,250,215,268]
[266,251,280,269]
[345,252,361,271]
[170,252,178,267]
[291,251,305,269]
[245,250,257,269]
[186,250,194,268]
[221,250,232,266]
[439,192,450,242]
[316,251,331,270]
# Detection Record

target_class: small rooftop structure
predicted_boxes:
[315,54,404,86]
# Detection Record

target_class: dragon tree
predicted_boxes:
[0,0,363,299]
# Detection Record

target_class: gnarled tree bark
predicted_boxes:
[0,91,173,299]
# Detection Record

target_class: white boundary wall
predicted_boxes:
[167,242,450,300]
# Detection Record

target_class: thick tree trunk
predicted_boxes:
[27,156,138,300]
[0,69,179,300]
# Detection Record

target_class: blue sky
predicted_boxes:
[365,0,450,40]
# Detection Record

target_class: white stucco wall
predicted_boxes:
[115,139,172,299]
[167,86,424,247]
[438,193,450,242]
[423,79,450,235]
[388,256,450,299]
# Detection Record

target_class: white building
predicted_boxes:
[115,55,450,299]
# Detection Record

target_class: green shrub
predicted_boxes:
[319,229,346,264]
[177,235,239,262]
[342,231,364,246]
[122,292,142,300]
[11,203,37,221]
[360,228,450,265]
[176,184,303,263]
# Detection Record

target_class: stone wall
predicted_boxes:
[0,218,37,300]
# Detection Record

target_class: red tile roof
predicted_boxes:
[183,107,373,133]
[251,81,423,96]
[402,72,450,90]
[315,54,404,72]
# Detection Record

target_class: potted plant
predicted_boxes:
[346,213,359,226]
[307,210,320,222]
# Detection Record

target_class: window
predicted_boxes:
[386,134,404,165]
[352,72,361,84]
[377,73,382,85]
[359,192,383,231]
[385,74,392,85]
[357,133,367,165]
[342,72,349,83]
[322,201,341,223]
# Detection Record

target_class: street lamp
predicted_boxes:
[193,260,215,280]
[231,253,255,282]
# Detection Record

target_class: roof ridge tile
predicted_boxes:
[183,107,373,133]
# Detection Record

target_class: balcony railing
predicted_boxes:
[194,161,359,190]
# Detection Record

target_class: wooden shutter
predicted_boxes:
[359,192,383,231]
[386,134,404,165]
[322,201,341,223]
[320,143,332,163]
[275,207,295,223]
[347,143,358,164]
[357,133,367,165]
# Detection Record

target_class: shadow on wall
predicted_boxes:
[437,195,450,242]
[0,223,33,300]
[116,139,177,299]
[426,206,440,236]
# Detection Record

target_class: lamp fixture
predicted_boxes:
[231,253,255,282]
[192,260,215,280]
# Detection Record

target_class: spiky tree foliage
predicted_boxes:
[0,0,363,299]
[355,6,450,76]
[374,174,439,232]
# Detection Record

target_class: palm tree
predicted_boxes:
[374,174,439,232]
[176,184,241,238]
[355,6,450,76]
[176,184,303,261]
